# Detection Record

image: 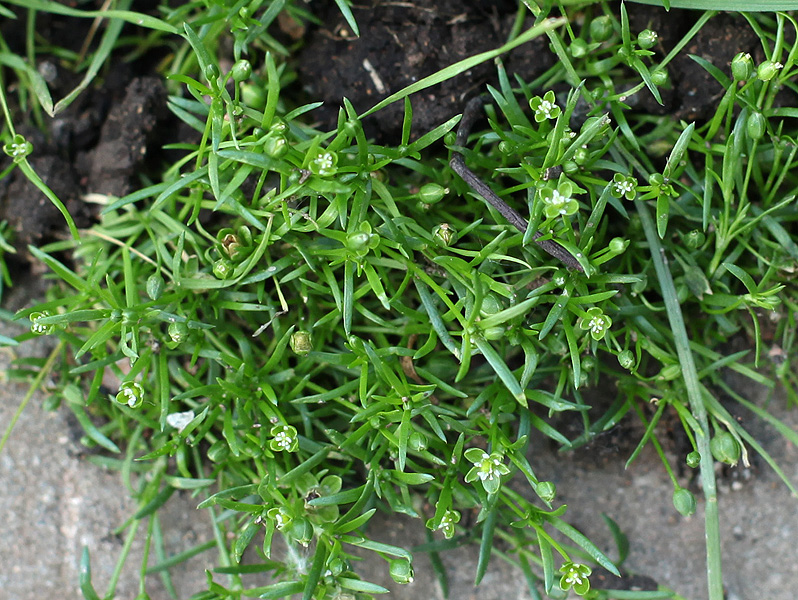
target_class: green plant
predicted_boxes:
[2,2,798,600]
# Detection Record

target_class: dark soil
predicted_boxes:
[297,3,762,139]
[0,3,763,250]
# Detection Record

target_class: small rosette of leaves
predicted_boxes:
[559,562,592,596]
[464,448,510,495]
[529,90,561,122]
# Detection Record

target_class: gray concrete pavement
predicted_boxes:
[2,315,797,600]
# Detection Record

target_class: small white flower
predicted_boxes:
[166,410,195,432]
[614,180,634,196]
[565,571,584,586]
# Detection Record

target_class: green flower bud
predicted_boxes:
[757,59,783,81]
[388,558,414,584]
[659,363,682,381]
[536,480,556,503]
[617,350,635,370]
[204,63,220,83]
[290,330,313,356]
[207,440,230,462]
[686,451,701,468]
[498,141,515,155]
[168,321,189,344]
[146,273,165,300]
[408,431,428,452]
[573,147,589,165]
[240,83,266,109]
[432,223,457,247]
[650,68,668,86]
[637,29,658,50]
[608,237,628,254]
[418,182,448,204]
[673,487,696,516]
[231,59,252,83]
[710,431,741,466]
[746,111,766,141]
[346,232,375,254]
[481,325,505,341]
[731,52,753,81]
[213,258,234,280]
[269,117,288,133]
[589,15,613,42]
[270,424,299,452]
[264,134,288,158]
[570,38,588,58]
[286,516,313,546]
[328,557,347,577]
[683,229,706,250]
[562,160,579,174]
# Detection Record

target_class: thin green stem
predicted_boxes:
[633,198,723,600]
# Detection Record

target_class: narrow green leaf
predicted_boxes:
[474,505,497,585]
[302,542,328,600]
[472,336,526,406]
[79,547,102,600]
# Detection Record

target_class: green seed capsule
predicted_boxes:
[481,325,505,341]
[650,69,668,86]
[388,558,414,585]
[731,52,753,81]
[637,29,658,50]
[290,330,313,356]
[418,182,447,204]
[146,273,165,300]
[240,83,266,109]
[168,321,189,344]
[683,229,706,250]
[589,15,613,42]
[686,451,701,468]
[673,487,697,516]
[231,59,252,83]
[617,350,635,370]
[757,59,783,81]
[213,258,234,280]
[408,431,428,452]
[263,134,288,158]
[204,63,220,83]
[746,111,766,141]
[536,481,556,503]
[432,223,457,247]
[710,431,741,465]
